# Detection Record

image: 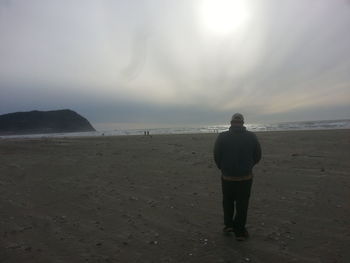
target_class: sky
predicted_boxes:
[1,0,350,129]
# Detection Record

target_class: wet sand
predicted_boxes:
[0,129,349,262]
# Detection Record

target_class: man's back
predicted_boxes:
[214,126,261,177]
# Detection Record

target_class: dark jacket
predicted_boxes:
[214,126,261,177]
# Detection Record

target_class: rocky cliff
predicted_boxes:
[0,109,96,135]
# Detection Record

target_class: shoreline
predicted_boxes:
[1,127,350,141]
[1,118,349,139]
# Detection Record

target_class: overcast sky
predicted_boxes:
[1,0,350,128]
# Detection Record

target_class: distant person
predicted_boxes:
[214,113,261,241]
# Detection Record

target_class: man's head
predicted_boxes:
[230,113,244,126]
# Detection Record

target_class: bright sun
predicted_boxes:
[199,0,251,35]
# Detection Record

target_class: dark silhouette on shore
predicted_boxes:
[0,109,95,135]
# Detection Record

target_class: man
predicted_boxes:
[214,113,261,241]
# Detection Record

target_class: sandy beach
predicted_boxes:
[0,129,349,263]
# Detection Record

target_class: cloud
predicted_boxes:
[0,0,350,125]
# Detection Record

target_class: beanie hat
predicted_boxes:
[231,113,244,122]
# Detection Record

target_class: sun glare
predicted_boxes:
[199,0,251,35]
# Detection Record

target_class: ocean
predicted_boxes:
[1,119,349,139]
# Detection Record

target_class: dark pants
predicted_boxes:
[221,178,252,234]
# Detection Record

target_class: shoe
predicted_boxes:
[223,226,234,234]
[235,229,249,241]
